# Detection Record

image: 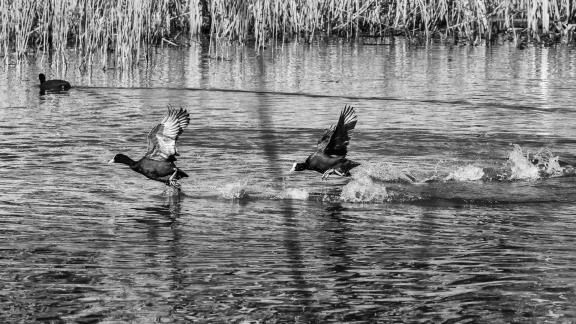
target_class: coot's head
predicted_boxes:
[39,73,46,84]
[290,161,309,173]
[108,153,135,166]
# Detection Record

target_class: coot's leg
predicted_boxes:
[168,169,181,188]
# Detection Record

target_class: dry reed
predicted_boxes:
[1,0,575,68]
[196,0,576,47]
[0,0,187,67]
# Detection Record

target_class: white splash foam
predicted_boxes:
[340,175,390,203]
[507,144,540,180]
[532,148,564,177]
[218,179,309,201]
[162,186,182,196]
[544,156,564,177]
[219,181,249,199]
[444,165,485,181]
[351,161,416,183]
[281,188,309,200]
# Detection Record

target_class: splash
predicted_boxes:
[162,186,182,197]
[339,161,425,203]
[444,165,485,181]
[531,148,564,177]
[507,144,541,180]
[430,145,568,183]
[340,176,390,203]
[351,161,416,183]
[279,188,309,200]
[270,188,310,200]
[219,181,249,199]
[217,178,310,201]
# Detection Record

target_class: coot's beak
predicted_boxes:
[289,162,297,173]
[108,158,115,164]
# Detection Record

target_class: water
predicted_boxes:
[2,39,576,323]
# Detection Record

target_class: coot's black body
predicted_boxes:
[39,73,71,94]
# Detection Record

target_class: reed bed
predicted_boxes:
[1,0,576,67]
[0,0,188,66]
[201,0,576,46]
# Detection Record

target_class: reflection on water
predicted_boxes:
[2,40,576,322]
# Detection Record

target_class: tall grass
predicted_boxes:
[1,0,575,67]
[196,0,576,46]
[0,0,187,66]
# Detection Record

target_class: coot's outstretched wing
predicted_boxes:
[316,105,357,157]
[145,106,190,161]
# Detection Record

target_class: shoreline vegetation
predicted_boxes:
[1,0,576,67]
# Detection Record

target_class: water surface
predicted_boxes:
[2,40,576,323]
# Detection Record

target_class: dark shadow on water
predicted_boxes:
[318,203,365,317]
[254,55,316,321]
[131,189,186,315]
[133,188,184,223]
[319,203,354,274]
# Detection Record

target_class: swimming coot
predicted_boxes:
[39,73,71,94]
[109,106,190,188]
[290,105,360,179]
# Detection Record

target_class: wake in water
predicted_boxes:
[350,161,416,184]
[179,145,574,205]
[336,145,575,204]
[218,181,310,200]
[183,176,311,201]
[340,162,421,203]
[180,163,411,203]
[423,144,575,183]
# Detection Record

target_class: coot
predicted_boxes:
[290,105,360,179]
[39,73,71,94]
[109,106,191,188]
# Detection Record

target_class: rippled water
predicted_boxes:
[2,40,576,323]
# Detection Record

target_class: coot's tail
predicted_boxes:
[176,169,189,178]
